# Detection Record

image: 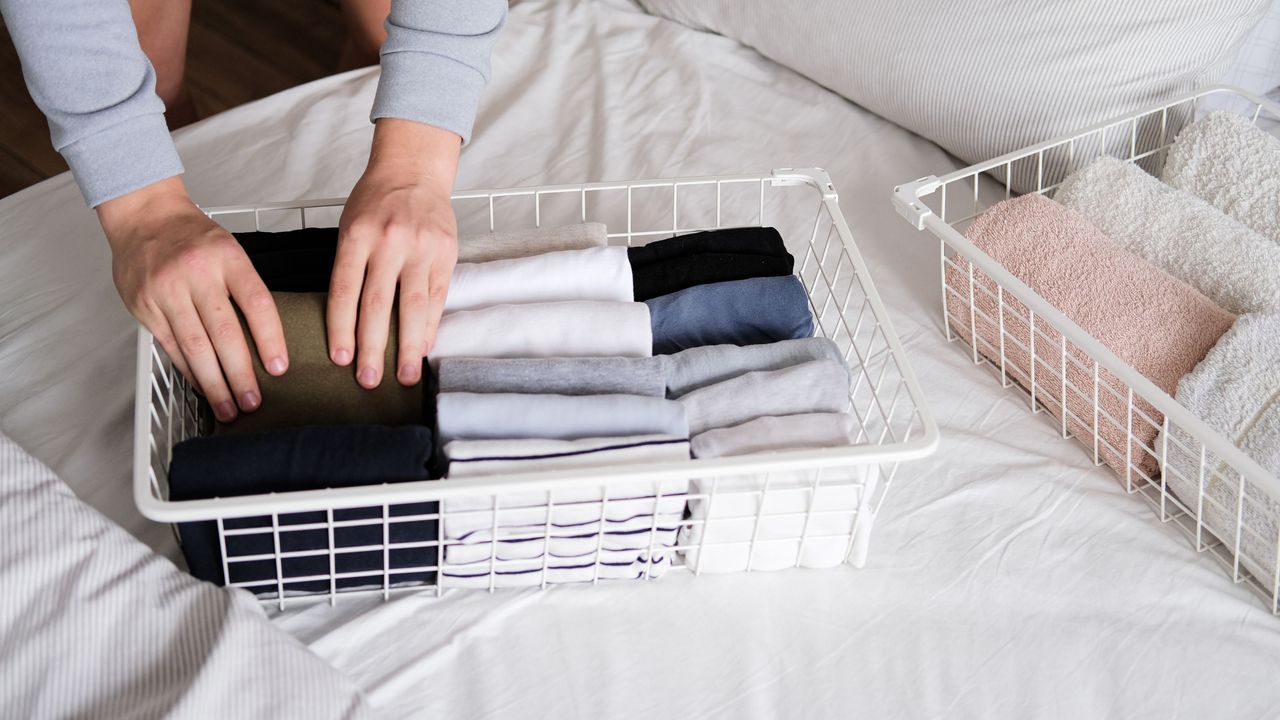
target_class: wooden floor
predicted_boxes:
[0,0,347,199]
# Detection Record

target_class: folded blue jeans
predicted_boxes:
[646,275,814,354]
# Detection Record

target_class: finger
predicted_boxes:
[194,289,262,414]
[356,255,401,389]
[422,255,455,356]
[327,232,371,367]
[164,299,237,422]
[396,261,431,386]
[149,314,198,394]
[226,255,289,377]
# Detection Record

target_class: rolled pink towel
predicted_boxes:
[947,193,1235,477]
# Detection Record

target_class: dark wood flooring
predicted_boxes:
[0,0,346,199]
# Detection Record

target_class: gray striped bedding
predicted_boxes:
[0,432,377,719]
[636,0,1271,192]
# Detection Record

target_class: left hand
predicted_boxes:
[328,118,461,388]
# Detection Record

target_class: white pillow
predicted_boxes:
[637,0,1271,191]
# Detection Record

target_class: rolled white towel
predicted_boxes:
[1159,313,1280,583]
[1056,156,1280,314]
[430,301,652,368]
[444,247,632,313]
[1161,111,1280,244]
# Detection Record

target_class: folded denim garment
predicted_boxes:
[646,275,813,354]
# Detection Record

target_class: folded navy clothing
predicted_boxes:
[626,226,788,268]
[646,275,814,354]
[235,228,337,293]
[631,251,795,301]
[168,425,439,592]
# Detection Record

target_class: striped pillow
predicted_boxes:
[636,0,1270,192]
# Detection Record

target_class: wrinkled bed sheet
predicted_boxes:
[2,0,1279,717]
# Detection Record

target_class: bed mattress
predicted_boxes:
[2,0,1279,717]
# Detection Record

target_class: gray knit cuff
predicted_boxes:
[371,50,486,145]
[59,112,184,208]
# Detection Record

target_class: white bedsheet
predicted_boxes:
[2,0,1280,717]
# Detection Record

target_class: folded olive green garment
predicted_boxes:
[214,292,428,436]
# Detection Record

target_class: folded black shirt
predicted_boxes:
[626,226,789,268]
[169,425,440,594]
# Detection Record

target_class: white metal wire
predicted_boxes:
[133,168,938,608]
[894,86,1280,613]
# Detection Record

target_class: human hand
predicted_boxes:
[97,177,288,422]
[328,118,461,388]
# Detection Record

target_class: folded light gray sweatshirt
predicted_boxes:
[1,0,506,207]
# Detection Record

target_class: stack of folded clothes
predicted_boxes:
[433,226,825,586]
[947,111,1280,582]
[169,223,619,595]
[661,339,868,573]
[168,220,871,592]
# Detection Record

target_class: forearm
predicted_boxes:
[365,118,461,189]
[1,0,182,206]
[371,0,508,145]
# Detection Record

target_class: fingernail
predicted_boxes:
[399,363,420,384]
[333,349,352,365]
[267,357,287,375]
[216,401,236,422]
[240,391,260,411]
[358,367,378,387]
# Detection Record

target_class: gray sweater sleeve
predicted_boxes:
[1,0,183,207]
[2,0,504,208]
[372,0,508,144]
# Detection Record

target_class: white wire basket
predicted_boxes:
[893,87,1280,613]
[133,168,938,609]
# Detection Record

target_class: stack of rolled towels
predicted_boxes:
[950,110,1280,581]
[167,218,866,592]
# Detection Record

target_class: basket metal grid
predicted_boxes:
[133,168,938,609]
[893,87,1280,613]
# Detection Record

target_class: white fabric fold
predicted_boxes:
[437,393,688,442]
[444,246,632,313]
[430,301,652,368]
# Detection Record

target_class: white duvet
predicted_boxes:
[2,0,1280,717]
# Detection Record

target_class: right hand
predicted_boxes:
[97,177,289,423]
